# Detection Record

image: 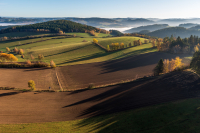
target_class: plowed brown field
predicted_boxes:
[57,52,191,90]
[0,71,199,124]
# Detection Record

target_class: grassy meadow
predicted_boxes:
[0,32,51,37]
[1,98,200,133]
[0,32,157,65]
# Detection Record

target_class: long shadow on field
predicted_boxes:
[0,92,20,97]
[64,71,200,132]
[44,44,92,58]
[57,47,155,66]
[99,51,190,74]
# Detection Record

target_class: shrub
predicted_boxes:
[93,38,98,44]
[26,60,32,66]
[6,47,10,52]
[50,60,56,68]
[13,47,18,53]
[18,49,24,55]
[30,54,35,60]
[28,80,36,90]
[38,54,44,60]
[88,83,95,89]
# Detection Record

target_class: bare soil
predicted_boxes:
[57,52,191,90]
[0,68,60,90]
[0,71,199,124]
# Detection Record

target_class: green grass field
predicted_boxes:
[65,32,112,38]
[98,36,148,48]
[1,98,200,133]
[0,32,51,37]
[0,34,156,65]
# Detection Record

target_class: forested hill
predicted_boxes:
[124,24,169,33]
[146,27,200,38]
[0,20,103,34]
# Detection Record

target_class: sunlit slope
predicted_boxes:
[0,36,157,65]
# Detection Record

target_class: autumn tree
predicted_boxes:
[107,45,110,51]
[120,43,124,49]
[157,41,161,51]
[28,80,36,90]
[26,60,32,66]
[18,49,23,55]
[6,47,10,52]
[93,38,98,44]
[129,42,131,47]
[14,47,18,53]
[0,53,18,61]
[59,30,63,34]
[38,54,44,60]
[50,60,56,68]
[30,54,35,60]
[163,59,170,73]
[194,45,199,52]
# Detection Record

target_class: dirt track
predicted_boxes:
[57,52,191,90]
[0,71,199,124]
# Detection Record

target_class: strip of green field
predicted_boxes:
[0,32,51,37]
[0,36,157,65]
[65,32,112,38]
[98,36,149,48]
[1,98,200,133]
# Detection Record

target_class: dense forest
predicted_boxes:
[146,27,200,38]
[0,20,106,34]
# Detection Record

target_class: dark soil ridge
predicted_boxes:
[0,71,199,124]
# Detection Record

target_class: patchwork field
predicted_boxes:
[0,70,200,128]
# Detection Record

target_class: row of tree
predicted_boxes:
[154,57,184,75]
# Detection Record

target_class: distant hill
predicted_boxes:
[124,24,168,33]
[146,27,200,38]
[189,25,200,30]
[0,26,9,30]
[179,23,199,28]
[0,20,103,34]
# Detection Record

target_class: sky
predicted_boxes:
[0,0,200,18]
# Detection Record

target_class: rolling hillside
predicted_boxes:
[124,24,169,33]
[146,27,200,38]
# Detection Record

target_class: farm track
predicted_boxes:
[0,70,199,124]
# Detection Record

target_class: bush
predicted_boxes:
[50,60,56,68]
[88,83,95,89]
[28,80,36,90]
[18,49,24,55]
[38,54,44,60]
[30,54,35,60]
[6,47,10,52]
[26,60,32,66]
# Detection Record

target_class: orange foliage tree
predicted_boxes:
[0,53,18,61]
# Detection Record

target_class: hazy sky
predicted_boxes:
[0,0,200,18]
